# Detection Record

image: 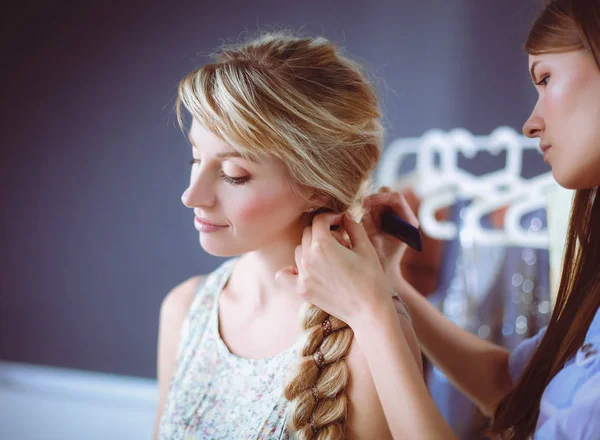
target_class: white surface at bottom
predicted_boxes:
[0,361,158,440]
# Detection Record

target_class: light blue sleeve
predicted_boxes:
[508,327,547,383]
[533,358,600,439]
[510,311,600,439]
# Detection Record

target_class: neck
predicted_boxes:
[226,215,312,310]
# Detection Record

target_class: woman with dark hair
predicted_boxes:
[278,0,600,438]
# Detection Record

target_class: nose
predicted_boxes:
[181,167,215,208]
[522,101,545,139]
[181,188,194,208]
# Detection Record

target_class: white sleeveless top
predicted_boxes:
[158,257,298,440]
[158,256,412,440]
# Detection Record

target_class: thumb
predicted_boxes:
[342,213,372,253]
[360,206,380,237]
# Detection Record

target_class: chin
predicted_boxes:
[198,236,246,258]
[552,167,599,191]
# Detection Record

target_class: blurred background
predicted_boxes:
[1,0,557,439]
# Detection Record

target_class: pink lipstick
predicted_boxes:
[194,217,228,232]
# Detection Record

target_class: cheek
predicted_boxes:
[544,82,569,130]
[234,188,294,224]
[578,78,600,151]
[546,78,600,188]
[545,79,585,150]
[549,71,600,141]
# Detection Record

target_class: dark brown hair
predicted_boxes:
[489,1,600,438]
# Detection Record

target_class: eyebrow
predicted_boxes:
[530,61,540,82]
[187,133,258,163]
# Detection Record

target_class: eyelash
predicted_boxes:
[189,159,250,186]
[536,74,550,87]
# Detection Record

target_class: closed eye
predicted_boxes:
[536,74,550,87]
[189,159,251,186]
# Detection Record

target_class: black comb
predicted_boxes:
[381,209,423,252]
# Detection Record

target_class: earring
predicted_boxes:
[308,207,315,212]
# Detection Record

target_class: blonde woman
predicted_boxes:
[153,33,422,440]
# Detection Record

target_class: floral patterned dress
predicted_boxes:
[158,257,299,440]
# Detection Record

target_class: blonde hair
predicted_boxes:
[176,31,383,439]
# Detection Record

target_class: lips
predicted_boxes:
[197,218,226,227]
[195,216,227,227]
[540,144,552,153]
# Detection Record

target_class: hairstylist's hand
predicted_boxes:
[361,186,420,284]
[275,212,394,326]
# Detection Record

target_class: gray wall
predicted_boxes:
[1,0,546,378]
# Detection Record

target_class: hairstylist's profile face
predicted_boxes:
[181,119,312,257]
[523,50,600,189]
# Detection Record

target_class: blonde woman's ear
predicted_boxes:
[307,189,333,209]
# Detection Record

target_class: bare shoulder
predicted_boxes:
[159,274,204,323]
[156,274,205,390]
[153,274,205,439]
[344,298,423,440]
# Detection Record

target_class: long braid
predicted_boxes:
[284,305,354,439]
